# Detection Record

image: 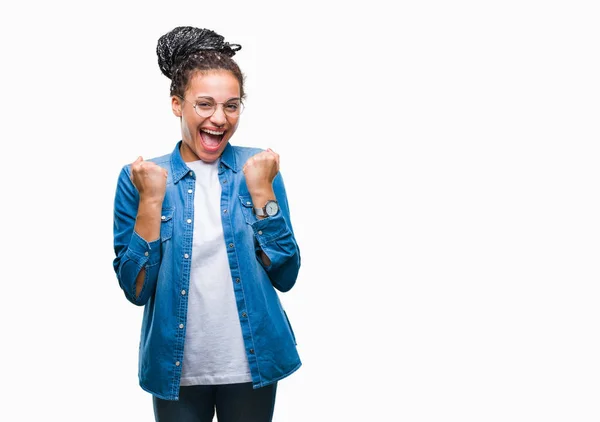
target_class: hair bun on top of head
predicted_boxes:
[156,26,242,79]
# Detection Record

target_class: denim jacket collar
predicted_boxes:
[170,141,239,184]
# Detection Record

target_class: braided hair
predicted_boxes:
[156,26,245,99]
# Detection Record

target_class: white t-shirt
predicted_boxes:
[180,158,251,385]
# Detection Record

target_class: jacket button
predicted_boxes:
[249,349,254,354]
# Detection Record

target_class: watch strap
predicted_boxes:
[253,206,267,217]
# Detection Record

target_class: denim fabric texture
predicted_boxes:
[113,141,301,400]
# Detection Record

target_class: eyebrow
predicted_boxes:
[194,96,242,102]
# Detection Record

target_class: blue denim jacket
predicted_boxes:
[112,141,301,400]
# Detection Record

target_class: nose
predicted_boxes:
[210,104,227,126]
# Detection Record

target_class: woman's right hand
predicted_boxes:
[130,156,168,203]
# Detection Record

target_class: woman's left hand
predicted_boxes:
[243,148,280,195]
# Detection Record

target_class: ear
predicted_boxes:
[171,96,183,117]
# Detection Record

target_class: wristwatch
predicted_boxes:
[254,200,279,217]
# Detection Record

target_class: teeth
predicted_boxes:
[201,129,225,136]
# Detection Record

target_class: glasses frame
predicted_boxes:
[179,95,245,118]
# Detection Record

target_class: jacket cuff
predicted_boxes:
[125,231,161,266]
[250,213,289,246]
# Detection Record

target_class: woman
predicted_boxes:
[112,26,301,422]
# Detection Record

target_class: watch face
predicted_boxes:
[266,201,279,215]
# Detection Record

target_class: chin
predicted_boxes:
[197,142,227,162]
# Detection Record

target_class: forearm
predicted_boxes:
[250,187,276,266]
[248,173,301,291]
[133,199,163,297]
[251,213,300,292]
[114,232,162,306]
[134,198,163,242]
[249,187,276,214]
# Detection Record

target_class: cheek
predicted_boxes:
[181,120,197,141]
[184,116,204,134]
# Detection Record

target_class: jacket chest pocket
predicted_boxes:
[238,195,257,225]
[160,208,175,242]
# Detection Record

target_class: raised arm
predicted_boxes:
[113,157,167,305]
[243,149,301,292]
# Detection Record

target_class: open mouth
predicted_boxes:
[199,128,225,152]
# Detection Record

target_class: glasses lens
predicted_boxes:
[224,101,244,117]
[195,100,216,118]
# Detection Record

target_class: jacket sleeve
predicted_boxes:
[112,165,162,306]
[250,172,301,292]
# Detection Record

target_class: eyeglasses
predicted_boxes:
[180,96,245,118]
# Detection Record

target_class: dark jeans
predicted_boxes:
[153,382,277,422]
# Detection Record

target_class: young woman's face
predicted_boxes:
[172,70,242,163]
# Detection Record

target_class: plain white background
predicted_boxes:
[1,1,599,421]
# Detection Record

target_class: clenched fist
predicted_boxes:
[242,148,280,195]
[130,156,168,203]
